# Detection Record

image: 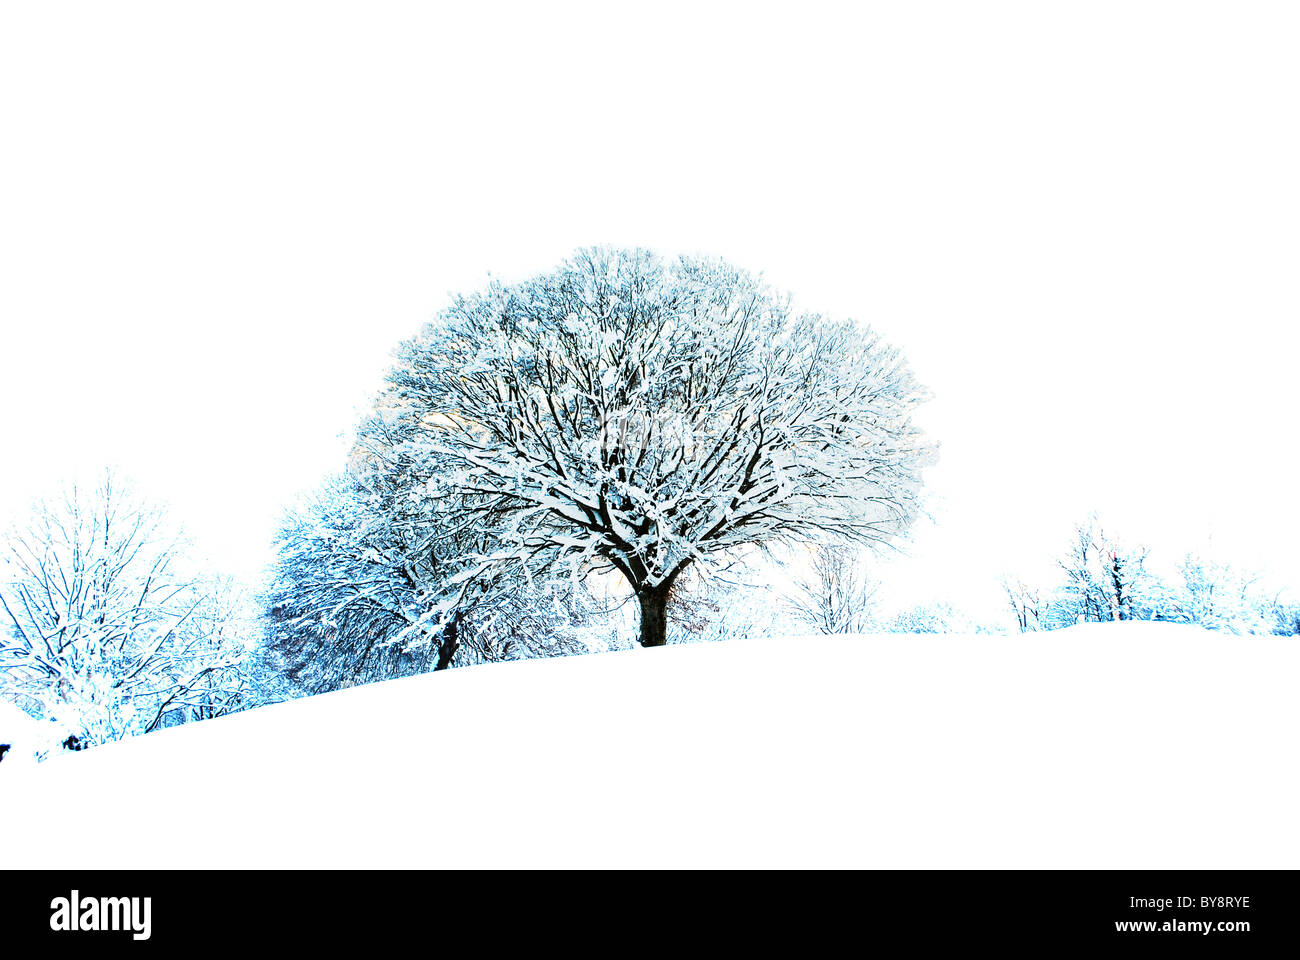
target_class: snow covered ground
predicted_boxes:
[4,621,1298,869]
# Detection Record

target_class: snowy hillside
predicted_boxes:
[5,622,1298,869]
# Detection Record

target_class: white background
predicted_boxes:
[2,2,1298,620]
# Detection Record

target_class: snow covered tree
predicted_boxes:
[1167,554,1295,635]
[1044,514,1169,627]
[372,247,930,648]
[1001,575,1041,632]
[0,475,256,745]
[663,559,787,645]
[266,472,602,692]
[267,474,433,692]
[787,544,879,635]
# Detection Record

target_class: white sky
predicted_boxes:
[2,2,1298,623]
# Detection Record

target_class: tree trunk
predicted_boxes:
[435,611,462,671]
[638,585,672,648]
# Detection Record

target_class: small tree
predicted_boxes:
[0,475,253,745]
[1047,514,1167,626]
[787,544,878,635]
[1001,576,1041,632]
[371,247,930,648]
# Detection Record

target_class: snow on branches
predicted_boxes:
[367,247,932,647]
[0,475,257,746]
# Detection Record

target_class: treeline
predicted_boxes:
[1001,513,1299,636]
[2,480,1295,761]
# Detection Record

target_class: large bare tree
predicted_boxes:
[357,248,931,648]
